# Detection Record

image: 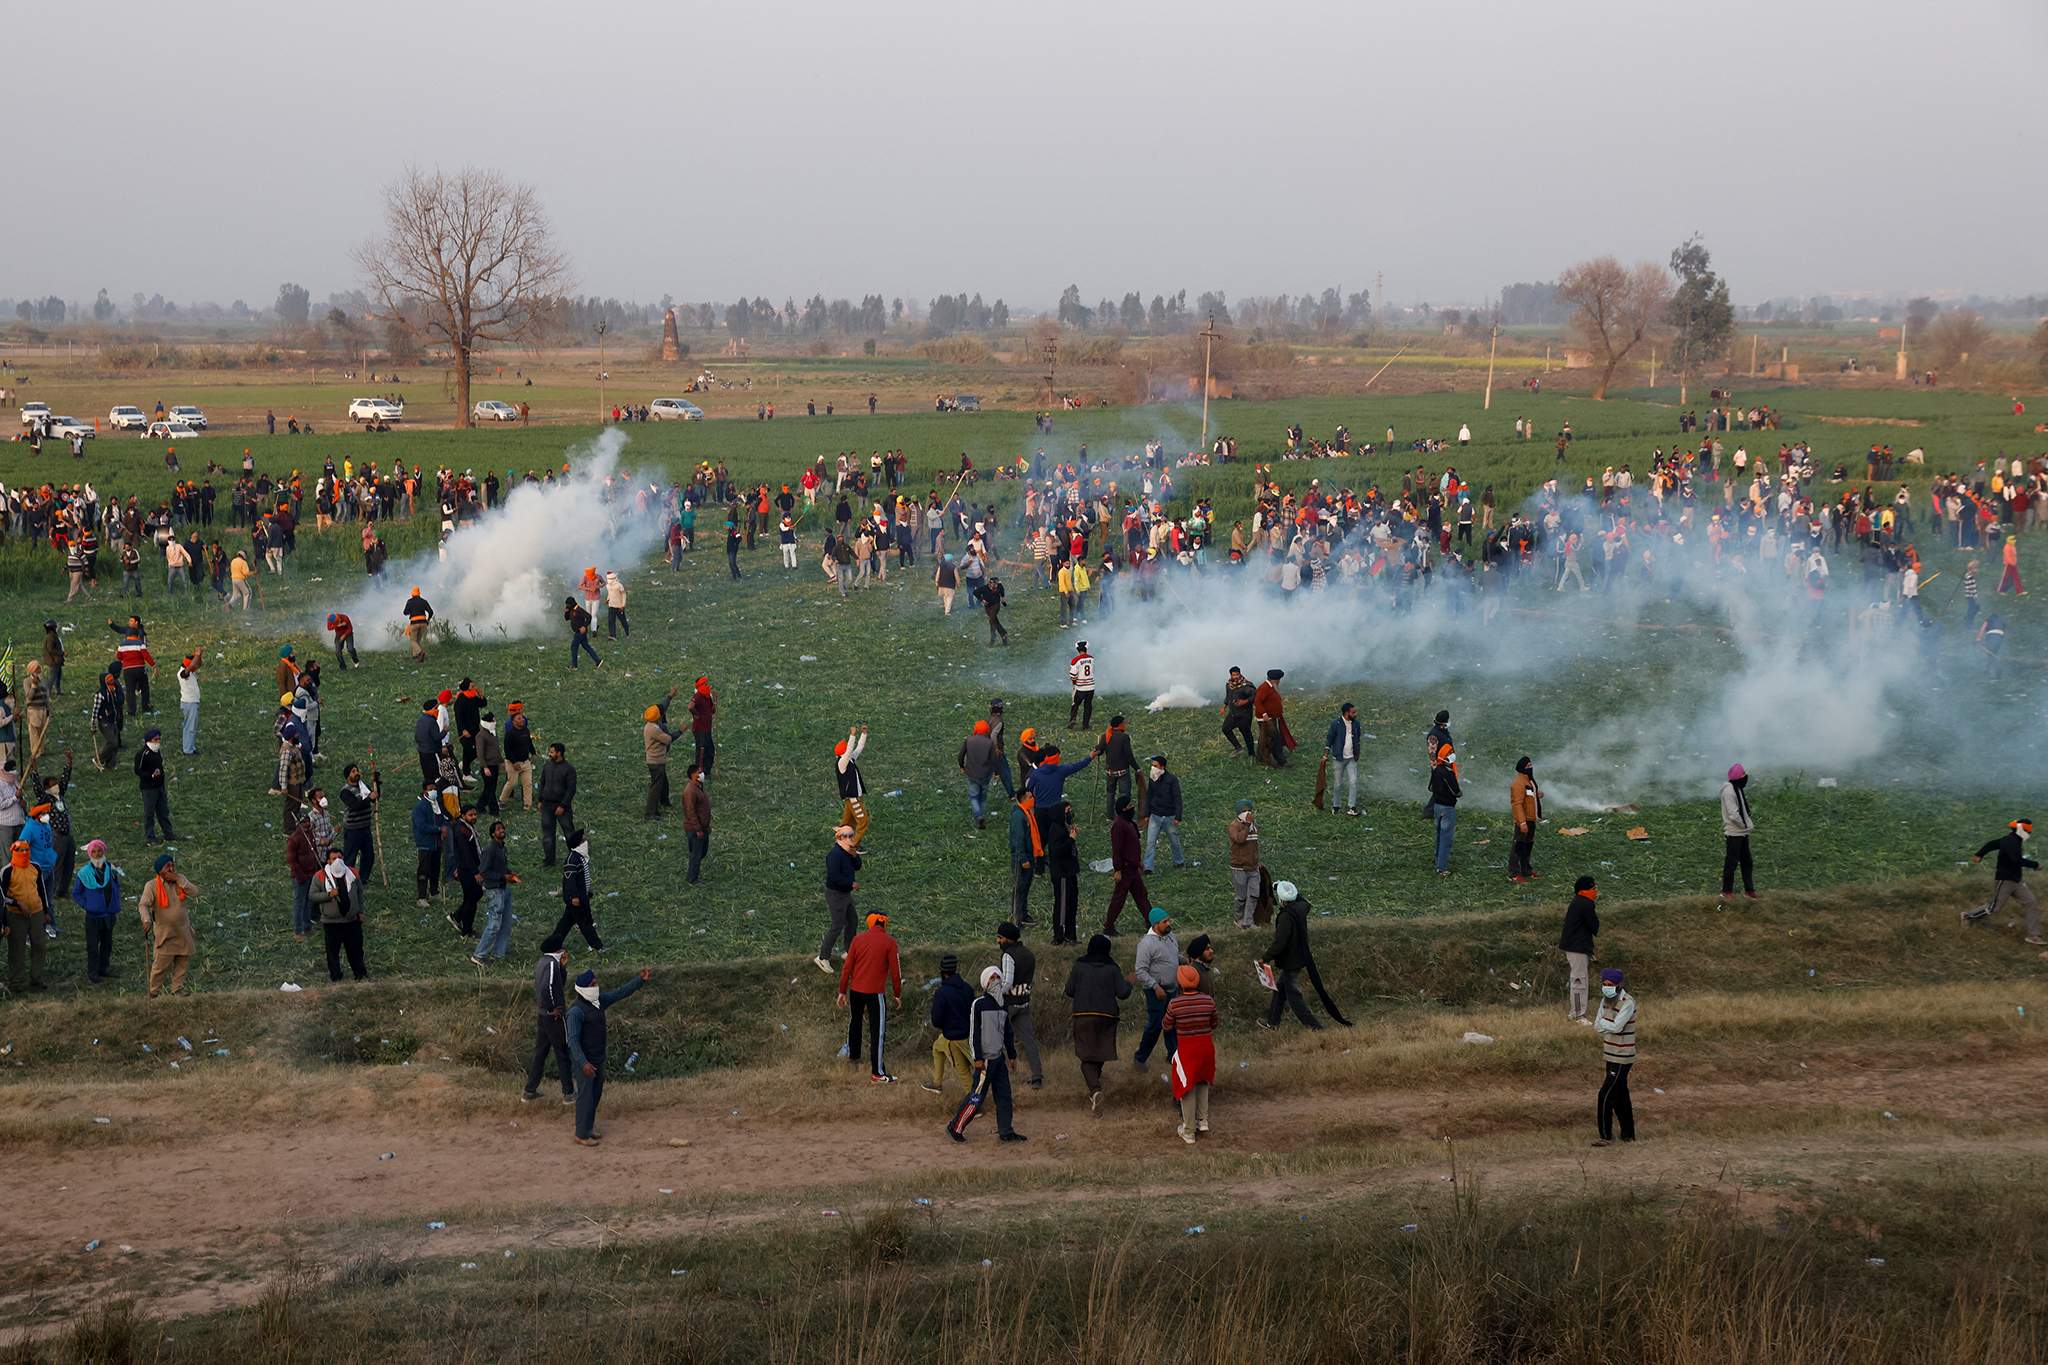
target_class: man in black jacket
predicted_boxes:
[546,828,602,950]
[1972,819,2043,944]
[1259,880,1323,1031]
[1558,875,1600,1022]
[448,805,482,937]
[135,729,174,843]
[1427,743,1461,875]
[413,698,442,786]
[521,945,576,1103]
[563,597,602,669]
[1095,714,1136,818]
[537,743,576,866]
[1219,667,1256,758]
[451,679,486,778]
[1140,753,1184,874]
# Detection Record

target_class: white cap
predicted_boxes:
[1274,880,1299,903]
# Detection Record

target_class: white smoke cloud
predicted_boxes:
[335,428,668,649]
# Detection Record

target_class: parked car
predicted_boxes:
[145,420,203,440]
[108,404,148,430]
[349,397,404,424]
[952,394,982,412]
[18,401,52,428]
[473,399,519,422]
[649,397,704,421]
[46,416,96,439]
[169,405,208,428]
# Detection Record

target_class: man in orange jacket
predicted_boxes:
[837,912,902,1082]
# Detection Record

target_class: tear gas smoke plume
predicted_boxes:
[335,428,667,648]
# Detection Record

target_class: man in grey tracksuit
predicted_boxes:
[522,946,575,1103]
[566,966,654,1144]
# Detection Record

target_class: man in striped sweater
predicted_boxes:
[1591,967,1636,1146]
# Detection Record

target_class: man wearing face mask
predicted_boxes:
[1971,819,2043,946]
[1719,763,1758,900]
[947,965,1024,1143]
[1558,876,1599,1023]
[1590,968,1637,1146]
[475,711,503,817]
[1140,754,1184,875]
[548,828,602,951]
[72,838,124,984]
[23,798,57,939]
[1508,757,1543,884]
[311,853,368,982]
[134,729,174,844]
[567,965,654,1145]
[523,943,577,1104]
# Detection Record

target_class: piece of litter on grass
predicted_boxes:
[913,1197,934,1206]
[821,1210,840,1217]
[980,1259,993,1268]
[1866,1257,1886,1268]
[119,1245,133,1254]
[94,1117,111,1125]
[1461,1032,1496,1045]
[141,1044,153,1053]
[214,1048,230,1057]
[427,1221,447,1230]
[85,1240,101,1252]
[670,1268,689,1277]
[883,789,904,798]
[1818,778,1839,788]
[1185,1226,1205,1236]
[379,1152,397,1161]
[460,1262,479,1271]
[280,982,302,992]
[624,1052,639,1072]
[1238,1060,1249,1069]
[1624,826,1651,842]
[1558,827,1592,837]
[1882,1111,1897,1120]
[503,1250,517,1259]
[659,1188,675,1196]
[1400,1224,1420,1233]
[1508,982,1522,991]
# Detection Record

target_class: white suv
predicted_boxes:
[349,397,404,424]
[108,404,148,430]
[649,397,704,420]
[169,405,208,428]
[47,416,96,439]
[19,401,52,428]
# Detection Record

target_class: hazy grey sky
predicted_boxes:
[12,0,2044,311]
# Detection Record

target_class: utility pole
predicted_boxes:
[1649,346,1657,390]
[1483,319,1499,410]
[1199,312,1218,449]
[1750,333,1759,377]
[1896,315,1909,381]
[594,318,609,421]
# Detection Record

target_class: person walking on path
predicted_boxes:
[137,852,196,997]
[1558,875,1599,1023]
[1720,763,1758,899]
[922,953,973,1095]
[1064,933,1131,1115]
[311,854,368,982]
[1591,968,1637,1146]
[1508,756,1543,883]
[1322,703,1363,816]
[680,764,711,884]
[815,823,862,972]
[567,966,654,1145]
[1165,964,1219,1143]
[548,829,602,951]
[72,839,122,985]
[837,912,902,1082]
[522,945,576,1104]
[1971,819,2043,945]
[1427,742,1460,875]
[562,597,602,669]
[2,841,48,993]
[135,729,174,843]
[1132,908,1180,1067]
[947,966,1025,1143]
[996,921,1044,1088]
[1259,880,1324,1032]
[1227,800,1261,928]
[1140,754,1184,874]
[471,820,519,965]
[688,678,717,777]
[1102,798,1152,935]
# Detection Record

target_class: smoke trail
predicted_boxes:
[334,428,668,649]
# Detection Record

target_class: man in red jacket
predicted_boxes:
[1101,797,1152,935]
[837,912,902,1082]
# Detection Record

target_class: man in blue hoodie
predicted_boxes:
[921,953,973,1095]
[71,837,123,983]
[567,965,653,1145]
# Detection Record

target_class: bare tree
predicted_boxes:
[354,167,570,426]
[1556,257,1673,399]
[1926,308,1990,370]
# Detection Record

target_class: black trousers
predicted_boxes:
[1069,690,1093,728]
[540,804,572,864]
[686,831,709,883]
[1050,864,1079,944]
[454,871,482,934]
[693,732,715,777]
[477,765,501,816]
[459,733,477,775]
[415,848,442,900]
[1266,968,1321,1029]
[1221,714,1254,754]
[549,901,603,951]
[1598,1061,1635,1141]
[607,606,630,638]
[1509,830,1535,877]
[323,919,367,980]
[847,990,887,1077]
[418,752,439,786]
[141,788,174,841]
[343,827,375,884]
[526,1013,573,1097]
[123,666,150,716]
[1012,858,1036,924]
[1721,835,1755,894]
[646,764,670,818]
[85,913,116,980]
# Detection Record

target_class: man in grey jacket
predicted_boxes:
[958,721,1000,829]
[1132,907,1179,1067]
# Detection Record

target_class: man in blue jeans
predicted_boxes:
[1131,907,1179,1066]
[567,965,653,1144]
[1427,742,1461,875]
[471,820,519,964]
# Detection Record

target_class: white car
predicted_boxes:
[473,399,519,422]
[108,404,148,430]
[19,401,51,428]
[649,397,704,420]
[169,405,208,428]
[46,416,96,439]
[349,397,404,424]
[145,420,202,440]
